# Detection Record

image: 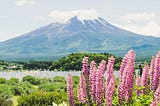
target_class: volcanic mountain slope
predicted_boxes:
[0,16,160,60]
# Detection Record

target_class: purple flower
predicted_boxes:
[136,75,141,95]
[150,56,155,91]
[151,51,160,92]
[118,50,136,103]
[106,76,116,106]
[82,56,89,76]
[77,74,87,103]
[141,63,149,94]
[67,73,75,106]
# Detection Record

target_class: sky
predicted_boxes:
[0,0,160,42]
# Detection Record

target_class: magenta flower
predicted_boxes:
[106,56,115,86]
[136,75,141,95]
[67,73,75,106]
[98,60,106,77]
[82,56,89,76]
[150,56,155,91]
[118,50,136,103]
[141,63,149,94]
[106,76,116,106]
[150,83,160,106]
[119,56,128,81]
[89,61,97,102]
[95,60,106,105]
[152,51,160,92]
[77,74,87,103]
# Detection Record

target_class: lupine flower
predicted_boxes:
[150,56,155,91]
[98,60,106,77]
[141,63,149,94]
[89,61,97,102]
[95,60,106,105]
[106,76,116,106]
[82,57,89,76]
[136,75,141,95]
[152,51,160,92]
[67,74,75,106]
[118,50,136,103]
[119,56,128,81]
[77,74,87,103]
[106,56,115,86]
[150,83,160,106]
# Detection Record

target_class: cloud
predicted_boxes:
[48,9,99,23]
[15,0,37,6]
[121,13,158,21]
[115,13,160,36]
[33,16,46,21]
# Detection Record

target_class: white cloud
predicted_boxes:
[115,13,160,36]
[33,16,46,21]
[15,0,37,6]
[48,9,99,23]
[122,13,158,21]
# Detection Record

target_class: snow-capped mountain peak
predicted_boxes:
[49,9,99,24]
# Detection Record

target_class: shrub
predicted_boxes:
[22,76,40,85]
[7,78,19,85]
[0,78,7,84]
[0,84,12,99]
[11,81,36,96]
[52,76,66,83]
[39,83,66,92]
[18,91,67,106]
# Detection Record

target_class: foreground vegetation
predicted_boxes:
[0,51,159,106]
[0,75,76,106]
[66,50,160,106]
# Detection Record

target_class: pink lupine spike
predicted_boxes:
[152,51,160,91]
[90,61,97,71]
[77,73,87,103]
[150,56,155,91]
[89,61,97,102]
[82,56,89,76]
[95,60,106,105]
[118,50,136,103]
[136,75,141,95]
[106,76,116,106]
[98,60,106,77]
[67,73,75,106]
[150,83,160,106]
[106,56,115,86]
[141,63,149,94]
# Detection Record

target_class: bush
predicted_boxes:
[0,84,12,99]
[22,76,40,85]
[39,78,51,84]
[0,78,7,84]
[52,76,66,83]
[39,83,66,92]
[11,81,36,96]
[7,78,19,85]
[18,91,67,106]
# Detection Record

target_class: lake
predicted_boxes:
[0,71,120,80]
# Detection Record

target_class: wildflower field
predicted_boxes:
[67,50,160,106]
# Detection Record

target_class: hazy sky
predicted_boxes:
[0,0,160,41]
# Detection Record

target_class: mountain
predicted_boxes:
[0,16,160,60]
